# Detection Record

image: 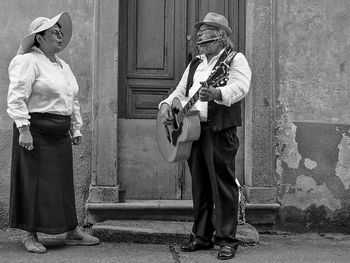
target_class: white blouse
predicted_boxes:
[159,49,251,122]
[7,47,82,137]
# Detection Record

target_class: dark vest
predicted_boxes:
[186,50,242,132]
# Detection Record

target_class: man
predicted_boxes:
[159,12,251,260]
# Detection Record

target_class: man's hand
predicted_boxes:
[18,125,33,151]
[199,85,222,102]
[159,103,174,126]
[71,136,82,146]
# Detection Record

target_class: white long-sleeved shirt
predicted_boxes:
[7,47,82,137]
[159,49,252,122]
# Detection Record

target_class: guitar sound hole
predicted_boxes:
[172,108,179,130]
[164,126,171,143]
[173,119,178,130]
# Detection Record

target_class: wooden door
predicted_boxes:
[118,0,245,200]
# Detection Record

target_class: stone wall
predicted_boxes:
[276,0,350,233]
[0,0,94,227]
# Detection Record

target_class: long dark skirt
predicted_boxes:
[9,113,78,234]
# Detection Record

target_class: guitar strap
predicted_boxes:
[185,57,202,97]
[185,49,237,97]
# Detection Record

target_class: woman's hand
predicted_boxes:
[18,125,33,151]
[71,136,82,146]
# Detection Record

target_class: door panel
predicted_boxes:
[119,0,186,119]
[128,0,173,78]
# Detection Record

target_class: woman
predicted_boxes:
[7,12,99,254]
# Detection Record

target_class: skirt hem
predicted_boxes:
[11,223,78,235]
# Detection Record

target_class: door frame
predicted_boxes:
[88,0,279,222]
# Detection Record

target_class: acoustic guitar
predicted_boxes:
[156,50,237,163]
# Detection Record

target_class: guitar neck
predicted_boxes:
[177,83,207,124]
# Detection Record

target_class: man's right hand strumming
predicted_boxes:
[160,103,174,126]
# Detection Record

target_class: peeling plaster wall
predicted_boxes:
[0,0,94,228]
[276,0,350,232]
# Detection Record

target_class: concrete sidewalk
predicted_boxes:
[1,228,350,263]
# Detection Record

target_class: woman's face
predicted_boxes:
[38,24,64,54]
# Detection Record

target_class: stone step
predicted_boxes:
[86,199,280,225]
[91,220,259,245]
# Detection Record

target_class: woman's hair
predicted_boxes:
[33,31,46,47]
[33,22,62,48]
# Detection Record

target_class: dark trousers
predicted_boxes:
[187,124,239,247]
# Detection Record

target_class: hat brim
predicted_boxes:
[194,21,232,36]
[17,12,72,55]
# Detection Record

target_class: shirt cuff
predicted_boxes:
[15,119,31,128]
[214,87,231,107]
[158,101,171,109]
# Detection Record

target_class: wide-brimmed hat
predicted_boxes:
[194,12,232,35]
[17,11,72,55]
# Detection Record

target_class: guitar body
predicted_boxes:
[157,50,237,163]
[156,97,201,163]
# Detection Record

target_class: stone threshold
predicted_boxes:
[86,199,280,225]
[86,199,280,210]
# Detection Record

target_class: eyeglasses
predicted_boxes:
[197,26,218,34]
[50,29,64,38]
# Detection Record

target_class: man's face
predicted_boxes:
[196,24,221,55]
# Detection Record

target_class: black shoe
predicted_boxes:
[217,245,237,260]
[180,240,214,252]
